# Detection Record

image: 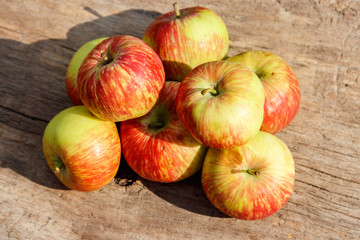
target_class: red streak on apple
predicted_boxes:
[121,81,207,183]
[261,63,300,134]
[201,131,295,220]
[143,6,229,81]
[78,35,165,122]
[43,116,121,192]
[227,51,301,134]
[176,61,265,149]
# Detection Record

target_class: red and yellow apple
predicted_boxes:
[176,60,265,149]
[201,131,295,220]
[65,37,108,105]
[42,106,121,191]
[78,35,165,122]
[120,81,207,183]
[143,3,229,81]
[227,51,301,134]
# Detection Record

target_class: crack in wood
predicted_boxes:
[284,208,353,238]
[0,25,27,36]
[296,179,360,201]
[59,44,76,53]
[296,141,359,163]
[38,217,52,231]
[296,162,360,185]
[292,185,360,221]
[0,105,48,123]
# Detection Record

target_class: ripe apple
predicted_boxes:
[227,51,301,134]
[78,35,165,122]
[65,37,108,105]
[120,81,207,183]
[201,131,295,220]
[143,2,229,81]
[42,106,121,191]
[176,60,265,149]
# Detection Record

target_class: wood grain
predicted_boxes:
[1,0,359,239]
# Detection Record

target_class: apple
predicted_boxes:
[143,2,229,81]
[120,81,207,183]
[77,35,165,122]
[65,37,108,105]
[227,51,301,134]
[42,106,121,191]
[176,60,265,149]
[201,131,295,220]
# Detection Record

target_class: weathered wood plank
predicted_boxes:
[1,0,359,239]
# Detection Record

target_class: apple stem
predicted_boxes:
[54,167,60,174]
[231,169,260,176]
[247,169,260,176]
[173,2,181,18]
[101,52,108,62]
[201,88,218,96]
[100,52,115,65]
[53,155,64,174]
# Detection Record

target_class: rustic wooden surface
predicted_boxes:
[1,0,360,239]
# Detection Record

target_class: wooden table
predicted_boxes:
[1,0,359,239]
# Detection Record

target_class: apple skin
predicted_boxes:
[120,81,207,183]
[143,4,229,82]
[201,131,295,220]
[42,106,121,191]
[78,35,165,122]
[176,60,265,149]
[227,51,301,134]
[65,37,108,105]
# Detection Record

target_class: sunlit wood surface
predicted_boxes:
[1,0,359,239]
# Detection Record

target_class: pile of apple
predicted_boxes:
[43,3,300,220]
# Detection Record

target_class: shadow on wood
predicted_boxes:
[1,6,228,217]
[0,8,161,190]
[113,153,228,218]
[141,171,229,218]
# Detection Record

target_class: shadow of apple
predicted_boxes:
[0,7,161,190]
[1,6,228,217]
